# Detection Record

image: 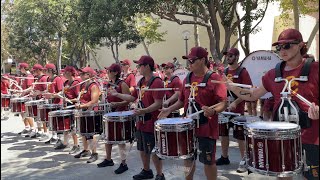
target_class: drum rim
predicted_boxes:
[48,110,74,116]
[11,97,32,102]
[38,104,63,109]
[103,110,134,117]
[155,117,193,125]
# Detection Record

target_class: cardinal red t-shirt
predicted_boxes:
[164,76,182,101]
[1,79,9,94]
[47,76,64,104]
[64,79,81,100]
[262,61,319,145]
[132,77,165,133]
[20,74,34,90]
[179,72,227,139]
[123,73,136,88]
[107,80,129,112]
[225,67,252,114]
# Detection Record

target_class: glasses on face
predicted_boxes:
[276,42,299,51]
[136,64,147,68]
[227,54,234,58]
[188,58,200,64]
[80,72,89,76]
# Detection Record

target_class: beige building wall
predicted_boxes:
[89,15,238,69]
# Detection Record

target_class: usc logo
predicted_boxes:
[48,84,52,92]
[286,76,299,93]
[191,82,199,97]
[226,74,233,82]
[141,85,146,98]
[164,81,168,88]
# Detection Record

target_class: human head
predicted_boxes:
[31,64,44,76]
[43,63,57,77]
[79,66,96,80]
[106,63,121,80]
[18,62,29,74]
[64,66,76,79]
[223,48,240,65]
[161,62,175,76]
[182,46,209,72]
[133,56,155,76]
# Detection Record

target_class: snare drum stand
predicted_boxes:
[186,85,200,128]
[136,88,145,123]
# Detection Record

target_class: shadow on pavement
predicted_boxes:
[7,145,36,151]
[18,151,47,158]
[43,154,78,163]
[27,160,62,169]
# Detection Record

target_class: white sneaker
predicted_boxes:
[236,158,247,173]
[39,134,51,142]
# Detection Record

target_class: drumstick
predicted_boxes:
[64,105,75,109]
[32,82,54,85]
[15,77,38,80]
[291,91,312,107]
[68,78,92,89]
[186,103,220,118]
[138,88,180,91]
[55,93,73,104]
[211,80,256,89]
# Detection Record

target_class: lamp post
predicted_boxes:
[182,30,190,66]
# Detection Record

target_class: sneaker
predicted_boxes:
[74,150,91,158]
[14,113,19,116]
[18,129,30,135]
[97,159,114,168]
[216,155,230,165]
[39,134,50,141]
[69,145,81,154]
[54,143,67,150]
[44,137,58,144]
[236,158,247,173]
[155,173,165,180]
[30,132,41,138]
[87,153,98,163]
[133,169,154,180]
[54,139,63,148]
[114,163,128,174]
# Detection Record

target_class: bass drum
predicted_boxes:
[240,50,282,99]
[173,68,189,82]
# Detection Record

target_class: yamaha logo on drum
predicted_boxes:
[257,142,265,168]
[161,134,167,154]
[252,56,272,61]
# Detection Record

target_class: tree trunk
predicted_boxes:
[307,19,319,50]
[292,0,299,30]
[193,16,200,47]
[142,40,150,56]
[57,34,62,74]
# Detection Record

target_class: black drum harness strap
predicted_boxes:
[162,75,178,103]
[185,71,213,128]
[137,76,161,124]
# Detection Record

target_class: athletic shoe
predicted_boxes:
[216,155,230,165]
[54,143,67,150]
[97,159,114,168]
[236,157,247,173]
[155,173,166,180]
[69,145,81,154]
[87,153,98,163]
[114,163,128,174]
[74,150,91,158]
[18,129,30,135]
[133,169,154,180]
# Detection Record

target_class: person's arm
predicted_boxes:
[229,85,268,102]
[111,82,131,108]
[135,98,163,115]
[158,99,184,119]
[163,91,179,107]
[110,88,136,102]
[80,85,100,108]
[228,97,243,110]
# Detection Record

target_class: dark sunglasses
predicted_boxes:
[136,64,147,68]
[276,42,299,51]
[188,58,200,64]
[80,72,89,76]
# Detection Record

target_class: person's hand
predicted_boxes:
[202,106,216,117]
[308,103,319,120]
[75,103,81,109]
[163,101,170,108]
[228,102,237,111]
[158,108,171,119]
[134,108,146,116]
[108,88,119,97]
[222,74,234,91]
[110,102,118,108]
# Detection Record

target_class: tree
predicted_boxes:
[135,14,167,56]
[129,0,272,61]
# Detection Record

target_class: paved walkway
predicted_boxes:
[1,112,303,180]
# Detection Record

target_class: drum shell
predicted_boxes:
[1,95,11,108]
[11,98,31,113]
[218,114,229,136]
[49,110,74,132]
[25,100,47,118]
[75,110,103,135]
[37,104,63,122]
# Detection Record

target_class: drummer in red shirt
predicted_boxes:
[224,29,319,180]
[1,74,10,120]
[120,59,136,93]
[161,62,183,117]
[74,66,101,163]
[54,66,81,154]
[158,46,227,180]
[97,63,131,174]
[109,56,166,180]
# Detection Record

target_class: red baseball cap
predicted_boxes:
[223,48,240,56]
[120,59,131,66]
[161,62,175,69]
[133,56,155,68]
[18,62,29,69]
[99,69,107,74]
[64,66,76,74]
[79,66,96,75]
[272,28,304,46]
[43,63,56,70]
[106,63,121,73]
[31,64,44,71]
[182,46,208,60]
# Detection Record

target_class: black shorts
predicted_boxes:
[220,115,238,137]
[303,144,319,179]
[135,130,155,154]
[188,137,216,165]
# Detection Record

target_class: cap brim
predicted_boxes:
[272,39,298,46]
[223,52,228,55]
[133,60,140,64]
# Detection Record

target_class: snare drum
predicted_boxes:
[1,94,11,109]
[218,113,229,136]
[25,99,47,119]
[74,110,104,136]
[37,104,63,122]
[11,97,32,113]
[232,116,261,140]
[155,118,195,159]
[48,110,74,132]
[245,121,303,177]
[103,111,136,144]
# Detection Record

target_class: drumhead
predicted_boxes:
[246,121,299,130]
[38,104,62,109]
[173,68,189,81]
[48,110,74,116]
[74,110,95,117]
[218,114,229,123]
[25,100,47,106]
[232,115,261,125]
[240,50,282,99]
[156,118,193,125]
[104,111,134,117]
[221,111,241,117]
[11,97,32,102]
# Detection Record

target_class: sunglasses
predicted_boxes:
[136,64,147,68]
[276,42,299,51]
[188,58,200,64]
[80,72,89,76]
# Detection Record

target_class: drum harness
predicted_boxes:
[162,75,178,106]
[274,58,315,172]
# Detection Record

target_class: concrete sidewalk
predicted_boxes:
[1,112,303,180]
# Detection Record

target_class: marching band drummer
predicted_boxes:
[223,28,319,180]
[53,66,81,154]
[1,74,10,120]
[97,63,131,174]
[74,66,101,163]
[120,59,136,93]
[216,48,253,173]
[109,56,166,180]
[158,46,227,180]
[16,63,37,137]
[42,63,64,146]
[161,62,182,117]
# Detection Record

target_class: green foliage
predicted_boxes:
[278,0,319,23]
